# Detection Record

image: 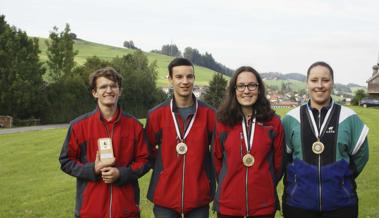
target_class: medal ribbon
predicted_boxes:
[306,101,334,140]
[170,99,198,142]
[242,117,256,151]
[102,108,119,141]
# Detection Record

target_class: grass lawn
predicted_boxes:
[0,107,378,218]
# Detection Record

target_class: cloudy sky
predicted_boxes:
[1,0,379,85]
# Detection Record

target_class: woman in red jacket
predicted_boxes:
[213,66,285,218]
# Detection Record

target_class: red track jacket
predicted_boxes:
[145,97,216,214]
[213,115,285,216]
[59,107,149,218]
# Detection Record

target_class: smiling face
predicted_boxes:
[169,65,195,99]
[235,71,259,114]
[92,76,121,109]
[307,65,334,109]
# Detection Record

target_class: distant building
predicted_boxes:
[344,98,352,105]
[162,87,170,95]
[267,94,280,103]
[0,116,12,128]
[271,101,298,108]
[193,86,202,98]
[161,85,204,98]
[267,93,299,108]
[367,57,379,98]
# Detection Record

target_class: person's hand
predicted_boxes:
[94,151,115,175]
[101,167,120,184]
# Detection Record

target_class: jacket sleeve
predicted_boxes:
[59,124,99,181]
[272,116,285,184]
[281,114,294,167]
[349,115,369,177]
[114,122,150,186]
[281,115,294,155]
[212,122,224,178]
[144,112,160,165]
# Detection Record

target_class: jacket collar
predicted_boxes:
[307,98,333,112]
[95,105,121,124]
[171,93,197,113]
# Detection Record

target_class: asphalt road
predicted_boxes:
[0,124,68,135]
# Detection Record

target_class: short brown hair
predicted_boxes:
[168,57,194,78]
[88,67,123,90]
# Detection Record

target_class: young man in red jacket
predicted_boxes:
[145,58,216,218]
[59,67,149,218]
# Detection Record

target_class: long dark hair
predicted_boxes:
[217,66,274,126]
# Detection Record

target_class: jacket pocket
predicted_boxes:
[321,160,357,210]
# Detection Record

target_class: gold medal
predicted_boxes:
[176,142,188,155]
[242,153,255,167]
[312,141,325,154]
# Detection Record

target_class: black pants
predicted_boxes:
[283,203,358,218]
[153,205,209,218]
[217,213,274,218]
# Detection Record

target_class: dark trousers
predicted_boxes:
[283,203,358,218]
[217,213,274,218]
[153,205,209,218]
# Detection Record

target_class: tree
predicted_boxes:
[280,81,292,94]
[123,40,138,50]
[298,88,307,96]
[184,47,201,64]
[45,23,78,82]
[202,73,227,108]
[112,51,165,117]
[351,89,367,105]
[69,33,77,40]
[152,44,182,57]
[161,44,181,57]
[43,56,112,123]
[0,15,47,120]
[183,47,193,60]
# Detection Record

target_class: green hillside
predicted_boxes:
[37,37,361,96]
[264,79,305,92]
[37,38,219,87]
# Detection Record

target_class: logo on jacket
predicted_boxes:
[325,126,335,134]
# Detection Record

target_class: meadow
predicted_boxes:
[0,107,378,218]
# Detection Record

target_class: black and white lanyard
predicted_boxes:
[241,117,256,151]
[170,99,198,142]
[306,102,334,140]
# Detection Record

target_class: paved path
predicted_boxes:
[0,124,68,135]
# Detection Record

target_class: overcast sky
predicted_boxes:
[1,0,379,85]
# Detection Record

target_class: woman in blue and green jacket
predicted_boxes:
[281,61,369,218]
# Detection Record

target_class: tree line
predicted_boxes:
[0,16,165,125]
[151,44,234,76]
